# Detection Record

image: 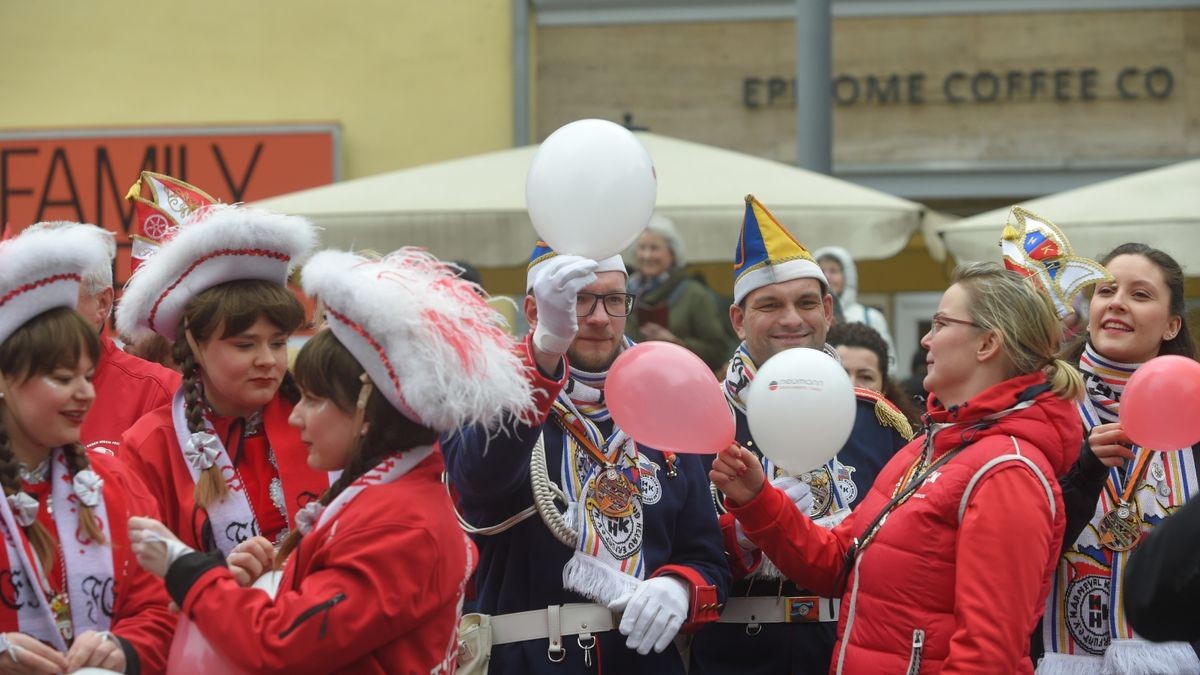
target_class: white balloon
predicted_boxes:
[746,348,856,475]
[526,119,657,260]
[252,569,283,598]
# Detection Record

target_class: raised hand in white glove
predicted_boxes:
[530,255,599,356]
[617,576,690,655]
[734,475,815,551]
[129,516,196,578]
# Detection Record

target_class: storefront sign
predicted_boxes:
[743,66,1175,108]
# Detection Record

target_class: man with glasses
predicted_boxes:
[690,196,912,675]
[443,242,729,674]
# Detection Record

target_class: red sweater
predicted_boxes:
[731,374,1081,674]
[81,336,180,455]
[174,451,475,674]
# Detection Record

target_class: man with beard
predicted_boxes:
[443,242,729,675]
[689,196,912,675]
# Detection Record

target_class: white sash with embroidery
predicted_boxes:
[0,449,115,650]
[171,389,262,556]
[295,446,435,537]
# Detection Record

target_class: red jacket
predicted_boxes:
[731,373,1081,674]
[82,336,180,455]
[7,453,176,674]
[117,394,330,551]
[175,450,475,674]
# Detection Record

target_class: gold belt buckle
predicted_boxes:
[784,596,820,623]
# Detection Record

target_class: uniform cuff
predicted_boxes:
[165,551,226,607]
[520,333,569,423]
[651,564,722,632]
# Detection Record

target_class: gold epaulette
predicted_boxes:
[854,387,915,441]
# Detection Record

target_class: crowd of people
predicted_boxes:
[0,170,1192,675]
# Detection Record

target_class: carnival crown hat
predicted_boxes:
[999,205,1112,319]
[125,171,219,275]
[526,241,627,292]
[0,225,112,347]
[733,195,827,305]
[303,249,536,432]
[117,199,318,343]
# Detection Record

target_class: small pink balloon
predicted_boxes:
[168,616,253,675]
[1121,355,1200,450]
[606,342,735,454]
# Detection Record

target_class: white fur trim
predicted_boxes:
[116,204,317,341]
[733,258,827,305]
[526,254,626,292]
[301,248,537,432]
[1103,639,1200,674]
[0,226,111,346]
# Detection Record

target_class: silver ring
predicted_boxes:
[10,643,18,665]
[0,634,14,663]
[98,630,115,643]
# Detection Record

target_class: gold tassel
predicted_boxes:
[125,178,143,203]
[1001,223,1020,242]
[874,398,914,441]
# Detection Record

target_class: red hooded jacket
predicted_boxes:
[731,373,1082,674]
[81,336,180,455]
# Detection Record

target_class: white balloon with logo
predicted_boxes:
[746,348,856,475]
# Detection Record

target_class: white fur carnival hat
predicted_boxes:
[117,203,318,342]
[302,248,537,432]
[0,225,112,346]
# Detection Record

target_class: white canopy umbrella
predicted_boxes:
[934,159,1200,272]
[255,132,925,267]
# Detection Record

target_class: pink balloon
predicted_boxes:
[1121,355,1200,450]
[168,616,253,675]
[606,342,735,454]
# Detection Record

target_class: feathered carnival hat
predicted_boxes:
[0,225,113,346]
[526,241,626,292]
[117,174,317,343]
[302,249,537,433]
[733,195,827,305]
[999,206,1112,319]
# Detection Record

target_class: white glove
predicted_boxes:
[129,516,196,578]
[734,475,814,551]
[617,576,690,655]
[530,255,598,356]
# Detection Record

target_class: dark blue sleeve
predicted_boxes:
[659,453,732,602]
[442,421,544,506]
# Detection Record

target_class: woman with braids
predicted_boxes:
[712,262,1084,673]
[1037,243,1200,674]
[128,248,535,673]
[114,197,330,556]
[0,226,173,674]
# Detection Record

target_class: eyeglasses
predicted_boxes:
[929,313,984,335]
[576,292,636,318]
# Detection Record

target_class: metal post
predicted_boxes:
[795,0,832,173]
[513,0,531,146]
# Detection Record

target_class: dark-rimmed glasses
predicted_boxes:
[929,313,983,335]
[576,292,636,318]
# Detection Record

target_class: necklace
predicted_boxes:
[18,460,49,485]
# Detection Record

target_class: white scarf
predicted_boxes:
[0,449,114,650]
[295,446,435,537]
[172,389,267,556]
[555,352,649,606]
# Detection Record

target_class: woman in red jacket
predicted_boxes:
[128,249,537,674]
[0,226,173,674]
[114,194,330,557]
[712,262,1084,674]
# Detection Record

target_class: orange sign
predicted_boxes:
[0,125,337,283]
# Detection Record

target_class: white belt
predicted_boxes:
[489,603,616,662]
[718,596,840,624]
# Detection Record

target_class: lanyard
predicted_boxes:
[1103,448,1155,506]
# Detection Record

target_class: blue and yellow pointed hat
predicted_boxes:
[525,240,627,291]
[733,195,826,304]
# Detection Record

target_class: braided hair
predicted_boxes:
[275,329,437,567]
[0,307,106,571]
[169,279,305,508]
